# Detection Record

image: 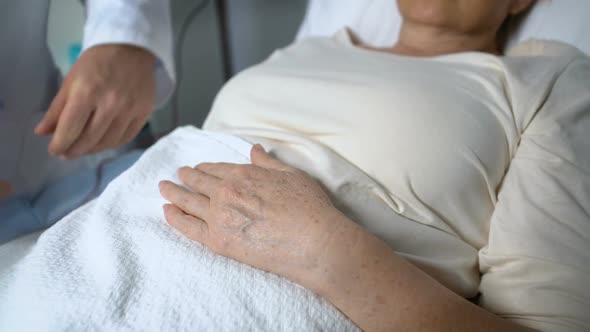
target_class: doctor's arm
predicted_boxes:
[35,0,175,159]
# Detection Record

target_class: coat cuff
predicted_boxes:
[82,0,175,109]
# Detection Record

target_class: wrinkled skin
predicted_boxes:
[35,44,155,159]
[159,144,349,280]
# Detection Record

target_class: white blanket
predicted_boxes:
[0,127,357,332]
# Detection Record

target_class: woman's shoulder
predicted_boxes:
[524,47,590,137]
[506,39,588,58]
[498,39,589,135]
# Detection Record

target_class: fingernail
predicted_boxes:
[253,144,264,152]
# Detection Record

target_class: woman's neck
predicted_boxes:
[389,22,500,56]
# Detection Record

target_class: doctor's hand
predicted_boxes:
[35,44,155,159]
[159,145,357,285]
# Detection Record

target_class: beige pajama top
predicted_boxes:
[204,30,590,331]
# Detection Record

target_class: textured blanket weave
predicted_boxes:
[0,127,357,331]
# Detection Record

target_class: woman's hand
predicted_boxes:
[159,144,351,281]
[159,145,537,332]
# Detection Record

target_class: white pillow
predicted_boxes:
[507,0,590,55]
[296,0,590,55]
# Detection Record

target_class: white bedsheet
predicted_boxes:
[0,127,357,332]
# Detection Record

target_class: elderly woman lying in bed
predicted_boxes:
[2,0,589,331]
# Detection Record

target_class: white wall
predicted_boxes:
[151,0,226,134]
[47,0,85,75]
[226,0,307,73]
[155,0,307,133]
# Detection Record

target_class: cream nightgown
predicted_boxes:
[204,30,590,331]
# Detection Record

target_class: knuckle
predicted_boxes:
[245,165,260,176]
[219,182,239,199]
[188,175,202,189]
[177,167,191,182]
[196,163,210,173]
[179,194,191,207]
[84,122,107,139]
[101,91,122,110]
[217,182,235,199]
[119,100,135,113]
[233,167,249,178]
[235,165,257,178]
[75,83,94,100]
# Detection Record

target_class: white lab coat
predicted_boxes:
[84,0,176,108]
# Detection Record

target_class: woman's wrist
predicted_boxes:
[291,209,368,297]
[288,212,535,332]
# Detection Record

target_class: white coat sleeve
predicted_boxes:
[478,55,590,332]
[82,0,175,109]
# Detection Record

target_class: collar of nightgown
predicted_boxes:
[332,27,584,58]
